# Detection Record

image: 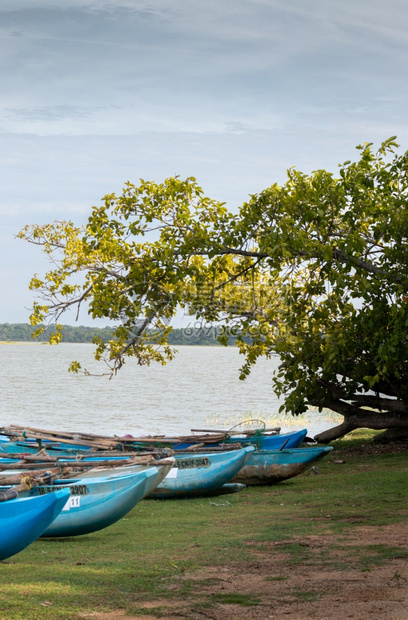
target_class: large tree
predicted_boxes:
[19,138,408,442]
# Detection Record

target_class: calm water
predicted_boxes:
[0,344,340,438]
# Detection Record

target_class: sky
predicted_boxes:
[1,0,408,325]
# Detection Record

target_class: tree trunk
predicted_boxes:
[313,409,408,444]
[314,422,357,444]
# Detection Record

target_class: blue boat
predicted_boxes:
[15,468,159,537]
[226,429,307,450]
[0,489,70,561]
[147,446,255,499]
[231,446,334,486]
[173,429,308,451]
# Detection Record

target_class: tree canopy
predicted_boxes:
[19,138,408,441]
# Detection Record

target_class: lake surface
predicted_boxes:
[0,343,341,438]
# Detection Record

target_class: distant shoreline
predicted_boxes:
[0,323,237,346]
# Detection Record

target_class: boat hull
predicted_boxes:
[0,489,70,560]
[24,468,159,537]
[148,446,254,499]
[231,446,333,486]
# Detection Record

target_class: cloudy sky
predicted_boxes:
[1,0,408,325]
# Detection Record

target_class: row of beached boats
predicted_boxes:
[0,422,333,562]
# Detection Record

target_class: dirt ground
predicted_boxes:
[82,442,408,620]
[83,521,408,620]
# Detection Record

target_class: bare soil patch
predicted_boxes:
[81,522,408,620]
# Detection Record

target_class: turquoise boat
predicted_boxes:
[231,446,334,486]
[148,445,255,499]
[14,468,159,537]
[0,489,70,561]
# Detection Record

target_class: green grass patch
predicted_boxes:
[0,441,407,618]
[332,428,383,444]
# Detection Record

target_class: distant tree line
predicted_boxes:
[0,323,115,343]
[0,323,237,345]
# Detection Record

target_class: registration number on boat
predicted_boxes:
[175,457,210,469]
[37,485,88,496]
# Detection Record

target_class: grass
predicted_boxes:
[0,431,407,618]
